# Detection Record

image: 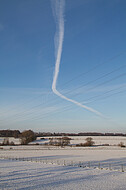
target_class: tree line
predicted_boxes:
[0,130,36,145]
[1,130,126,138]
[36,132,126,137]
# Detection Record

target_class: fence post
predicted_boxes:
[71,161,73,166]
[121,164,124,172]
[79,161,81,167]
[64,160,66,166]
[88,162,90,168]
[98,163,100,169]
[109,164,111,170]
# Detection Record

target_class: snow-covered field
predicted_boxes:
[31,136,126,146]
[0,137,20,145]
[0,158,126,190]
[0,136,126,189]
[1,135,126,146]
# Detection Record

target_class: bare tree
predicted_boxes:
[49,137,71,147]
[20,130,36,145]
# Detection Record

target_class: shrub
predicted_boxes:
[1,138,15,146]
[2,138,9,145]
[49,137,71,147]
[76,143,86,147]
[10,141,15,146]
[35,143,39,145]
[41,137,45,140]
[76,137,95,147]
[118,142,125,147]
[101,144,109,146]
[20,130,36,145]
[85,137,95,146]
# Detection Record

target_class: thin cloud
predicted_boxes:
[0,87,53,95]
[51,0,105,118]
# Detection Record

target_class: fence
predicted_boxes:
[0,156,125,172]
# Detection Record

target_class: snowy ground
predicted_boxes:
[31,136,126,146]
[1,136,126,146]
[0,158,126,190]
[0,136,126,189]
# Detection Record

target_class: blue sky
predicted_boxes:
[0,0,126,132]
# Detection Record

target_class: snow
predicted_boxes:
[70,136,126,146]
[1,136,126,146]
[0,159,126,190]
[0,137,20,145]
[0,136,126,189]
[31,136,126,146]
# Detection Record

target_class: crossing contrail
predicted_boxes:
[51,0,104,118]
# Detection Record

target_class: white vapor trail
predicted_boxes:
[51,0,104,118]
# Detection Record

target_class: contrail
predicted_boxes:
[51,0,104,118]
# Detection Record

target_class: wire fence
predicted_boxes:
[0,156,125,172]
